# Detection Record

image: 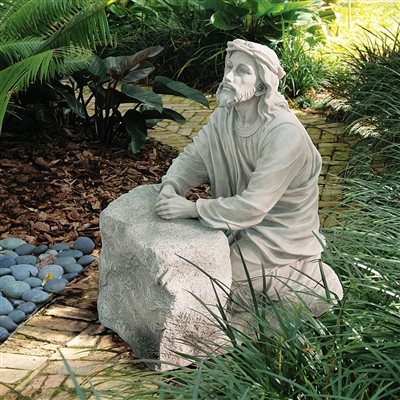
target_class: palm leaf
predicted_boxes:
[0,0,111,133]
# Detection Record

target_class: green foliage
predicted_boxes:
[278,31,328,98]
[203,0,335,44]
[104,0,337,93]
[0,0,112,133]
[45,47,209,153]
[63,146,400,397]
[326,23,400,166]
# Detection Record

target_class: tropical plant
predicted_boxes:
[104,0,337,93]
[0,0,112,133]
[202,0,336,45]
[326,23,400,166]
[278,30,328,98]
[44,46,209,153]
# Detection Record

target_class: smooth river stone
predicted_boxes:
[15,243,36,256]
[0,275,16,289]
[0,326,10,341]
[0,256,16,268]
[22,290,50,304]
[8,309,26,324]
[0,238,26,250]
[33,244,48,255]
[15,255,37,265]
[57,250,83,259]
[44,279,67,293]
[0,297,14,315]
[74,237,95,255]
[0,315,18,332]
[0,268,11,276]
[38,265,65,280]
[77,255,95,267]
[17,301,37,314]
[63,263,83,274]
[2,281,31,299]
[23,277,43,288]
[10,264,39,280]
[53,257,76,267]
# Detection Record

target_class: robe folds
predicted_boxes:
[161,105,326,271]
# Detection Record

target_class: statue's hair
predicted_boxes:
[225,39,289,122]
[253,59,289,122]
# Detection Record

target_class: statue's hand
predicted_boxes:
[155,196,199,220]
[157,184,179,201]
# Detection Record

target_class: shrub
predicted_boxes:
[31,46,209,153]
[0,0,111,133]
[104,0,337,94]
[325,23,400,167]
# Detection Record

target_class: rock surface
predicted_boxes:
[98,184,232,371]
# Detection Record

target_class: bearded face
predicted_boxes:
[216,83,257,108]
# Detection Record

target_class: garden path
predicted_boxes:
[0,95,352,399]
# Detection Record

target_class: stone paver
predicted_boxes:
[0,94,351,399]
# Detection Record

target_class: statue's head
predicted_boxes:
[216,39,289,118]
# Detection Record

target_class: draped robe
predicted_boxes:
[160,104,330,289]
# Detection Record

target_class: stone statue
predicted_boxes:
[155,39,343,316]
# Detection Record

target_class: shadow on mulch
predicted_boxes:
[0,124,179,248]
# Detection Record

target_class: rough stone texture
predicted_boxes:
[98,184,231,370]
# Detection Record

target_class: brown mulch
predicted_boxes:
[0,125,180,249]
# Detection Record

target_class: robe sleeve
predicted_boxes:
[161,128,210,196]
[196,123,312,230]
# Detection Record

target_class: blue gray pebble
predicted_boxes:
[0,268,11,276]
[0,275,16,289]
[22,290,50,303]
[10,264,39,280]
[57,250,83,259]
[2,281,31,299]
[53,257,76,267]
[33,244,48,255]
[15,255,37,265]
[0,297,14,315]
[23,277,43,288]
[50,243,70,251]
[15,243,36,256]
[74,237,95,255]
[0,238,26,250]
[0,250,19,259]
[63,263,83,274]
[8,309,26,324]
[17,302,36,314]
[44,279,67,293]
[63,272,79,281]
[0,326,10,341]
[0,256,16,268]
[78,255,96,267]
[0,315,18,332]
[38,265,64,280]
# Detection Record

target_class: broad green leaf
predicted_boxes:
[86,55,109,83]
[46,83,86,118]
[121,85,163,112]
[153,76,209,108]
[116,46,163,78]
[124,109,148,154]
[120,61,155,83]
[210,10,237,30]
[141,106,186,127]
[255,2,284,18]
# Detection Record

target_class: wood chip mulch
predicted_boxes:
[0,125,181,249]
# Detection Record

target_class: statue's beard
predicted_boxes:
[216,83,257,108]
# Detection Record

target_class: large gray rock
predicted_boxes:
[98,184,231,370]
